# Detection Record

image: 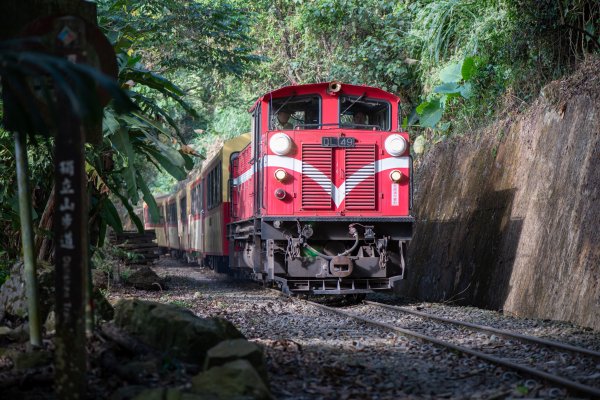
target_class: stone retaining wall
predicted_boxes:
[397,58,600,329]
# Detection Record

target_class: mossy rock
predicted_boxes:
[192,359,272,400]
[0,261,54,323]
[204,339,268,385]
[125,266,166,291]
[114,299,244,364]
[7,347,52,370]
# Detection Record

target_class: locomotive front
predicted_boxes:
[230,82,414,294]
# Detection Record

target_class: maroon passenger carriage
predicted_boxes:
[228,82,414,294]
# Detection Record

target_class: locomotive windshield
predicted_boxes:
[339,95,390,130]
[269,95,321,130]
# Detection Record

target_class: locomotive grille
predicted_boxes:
[345,144,376,210]
[301,144,332,209]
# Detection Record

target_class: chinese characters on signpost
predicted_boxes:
[52,17,88,398]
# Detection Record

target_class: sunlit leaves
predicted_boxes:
[417,99,444,128]
[461,57,476,80]
[416,56,476,129]
[439,62,463,83]
[97,0,258,76]
[111,127,138,202]
[136,170,160,224]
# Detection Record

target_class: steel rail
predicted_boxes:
[302,299,600,398]
[364,301,600,361]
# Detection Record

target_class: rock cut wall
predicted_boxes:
[397,58,600,329]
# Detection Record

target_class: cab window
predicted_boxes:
[270,95,321,130]
[339,96,390,130]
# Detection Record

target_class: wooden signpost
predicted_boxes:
[1,2,118,398]
[51,17,89,398]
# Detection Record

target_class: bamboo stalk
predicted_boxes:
[14,131,42,347]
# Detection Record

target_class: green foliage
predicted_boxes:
[97,0,260,197]
[90,42,200,238]
[242,0,597,144]
[0,109,55,260]
[169,299,193,308]
[416,57,476,129]
[98,0,259,76]
[0,250,11,286]
[119,267,133,282]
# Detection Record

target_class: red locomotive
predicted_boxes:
[146,82,414,295]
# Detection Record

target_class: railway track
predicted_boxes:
[364,300,600,360]
[274,292,600,398]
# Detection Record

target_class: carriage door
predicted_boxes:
[199,180,205,254]
[230,152,240,219]
[252,107,262,215]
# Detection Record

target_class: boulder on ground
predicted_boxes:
[114,299,244,364]
[204,339,268,384]
[0,261,54,324]
[125,266,166,290]
[7,347,52,370]
[192,359,272,400]
[0,323,29,342]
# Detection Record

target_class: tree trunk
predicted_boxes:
[36,185,55,262]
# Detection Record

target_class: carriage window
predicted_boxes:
[191,182,202,216]
[167,202,177,224]
[179,196,186,222]
[207,162,222,210]
[270,95,321,130]
[339,96,390,130]
[145,206,161,225]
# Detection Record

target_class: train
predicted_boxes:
[144,81,414,295]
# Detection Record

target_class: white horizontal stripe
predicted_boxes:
[232,155,409,208]
[376,157,410,171]
[232,166,255,186]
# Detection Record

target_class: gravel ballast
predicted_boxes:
[108,258,600,399]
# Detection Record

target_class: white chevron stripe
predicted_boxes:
[232,155,409,207]
[232,166,255,186]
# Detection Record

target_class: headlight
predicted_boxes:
[274,169,288,182]
[269,133,293,155]
[384,134,407,157]
[390,170,403,182]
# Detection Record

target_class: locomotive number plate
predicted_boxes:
[322,137,356,148]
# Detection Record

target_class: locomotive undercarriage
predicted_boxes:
[228,217,413,294]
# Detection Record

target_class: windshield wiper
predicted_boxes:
[340,93,366,115]
[272,94,296,117]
